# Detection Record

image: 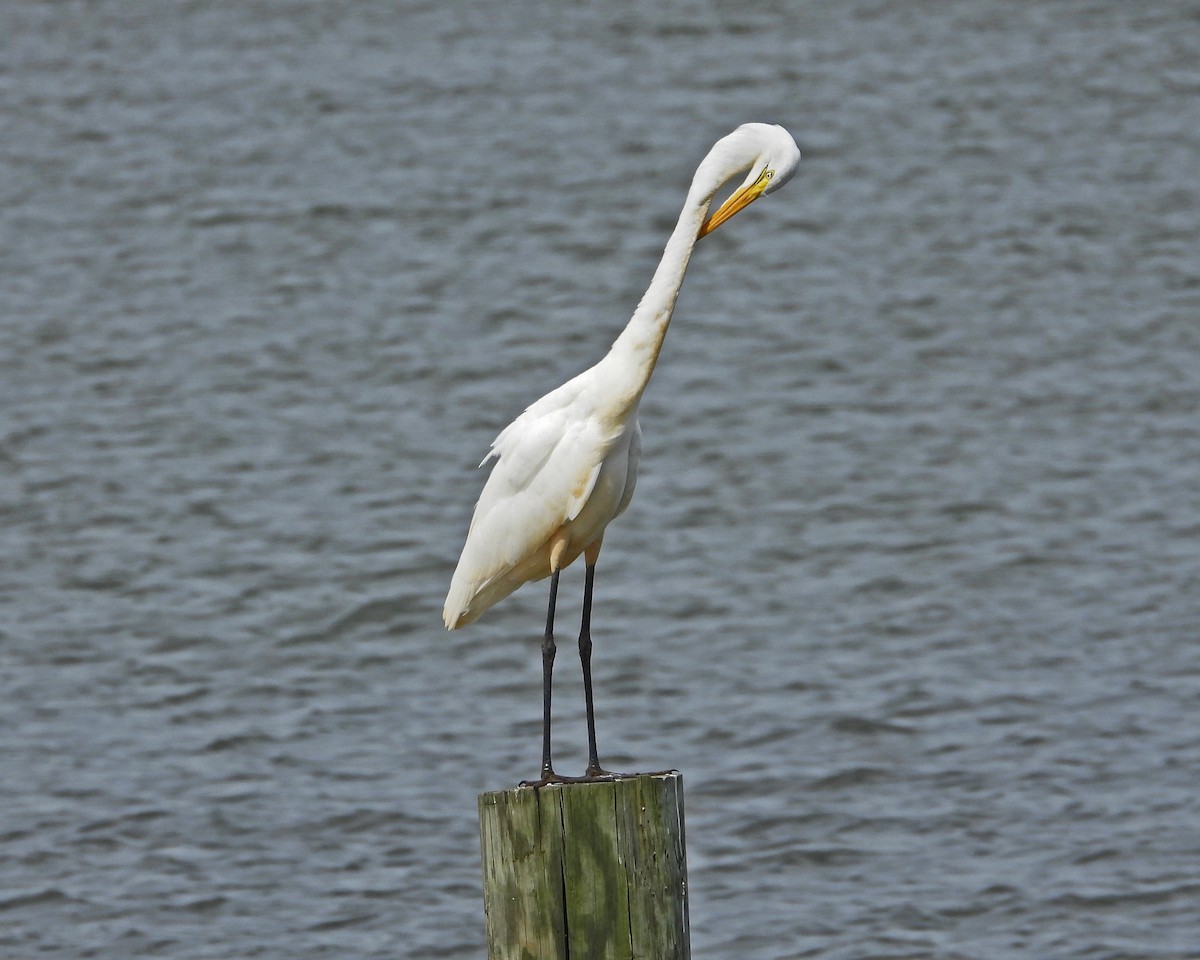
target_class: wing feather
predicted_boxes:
[443,373,624,627]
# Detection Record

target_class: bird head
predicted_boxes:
[697,123,801,237]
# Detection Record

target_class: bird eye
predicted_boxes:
[765,170,774,179]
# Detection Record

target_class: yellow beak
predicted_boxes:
[698,170,770,237]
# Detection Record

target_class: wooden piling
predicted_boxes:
[478,771,690,960]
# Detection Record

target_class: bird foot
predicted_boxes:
[519,766,679,788]
[583,765,630,781]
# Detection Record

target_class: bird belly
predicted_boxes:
[555,445,634,564]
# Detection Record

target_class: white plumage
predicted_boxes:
[443,365,643,629]
[445,123,800,629]
[442,122,801,782]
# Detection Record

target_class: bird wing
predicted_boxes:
[486,393,608,519]
[444,376,622,626]
[473,382,612,555]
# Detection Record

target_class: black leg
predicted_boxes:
[579,563,606,778]
[539,569,560,781]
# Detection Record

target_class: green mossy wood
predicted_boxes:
[478,772,690,960]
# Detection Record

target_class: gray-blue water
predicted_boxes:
[3,2,1199,957]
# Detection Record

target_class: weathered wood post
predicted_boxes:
[478,771,690,959]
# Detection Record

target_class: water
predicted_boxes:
[3,2,1199,957]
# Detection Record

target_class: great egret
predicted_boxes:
[444,123,801,785]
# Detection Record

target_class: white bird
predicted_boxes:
[444,123,801,785]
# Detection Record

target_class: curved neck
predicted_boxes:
[602,178,717,409]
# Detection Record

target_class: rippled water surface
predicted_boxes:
[3,2,1200,958]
